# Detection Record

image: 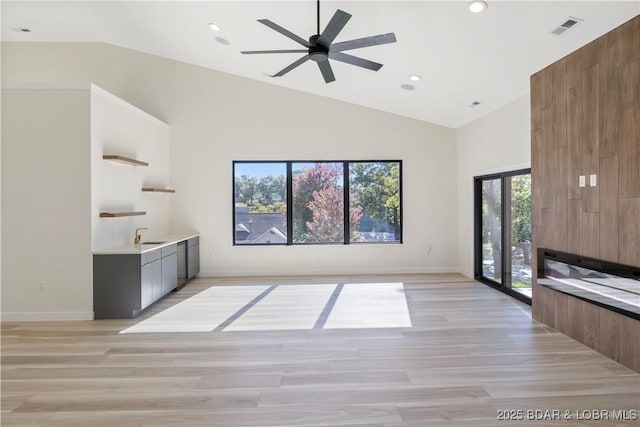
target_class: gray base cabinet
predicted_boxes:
[162,245,178,296]
[161,244,178,295]
[141,257,161,310]
[93,237,198,319]
[93,254,142,319]
[141,262,153,309]
[94,247,177,319]
[161,254,177,295]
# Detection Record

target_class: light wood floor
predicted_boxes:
[2,274,639,426]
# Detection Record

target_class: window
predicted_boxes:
[234,162,287,245]
[350,162,401,243]
[233,161,402,245]
[292,162,345,244]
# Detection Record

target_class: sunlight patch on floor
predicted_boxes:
[324,283,412,329]
[224,284,336,331]
[120,282,412,334]
[119,285,270,333]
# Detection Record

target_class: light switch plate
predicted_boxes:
[579,175,586,187]
[590,174,597,187]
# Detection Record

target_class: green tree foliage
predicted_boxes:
[383,164,400,226]
[511,175,531,244]
[235,173,286,213]
[349,162,400,231]
[235,174,258,205]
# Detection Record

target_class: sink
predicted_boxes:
[140,241,166,245]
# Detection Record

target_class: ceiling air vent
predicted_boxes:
[551,17,583,36]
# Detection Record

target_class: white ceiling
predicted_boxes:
[2,1,638,128]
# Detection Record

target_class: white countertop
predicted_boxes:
[93,232,200,255]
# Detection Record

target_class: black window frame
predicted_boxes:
[233,160,403,246]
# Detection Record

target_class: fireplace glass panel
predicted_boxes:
[539,257,640,319]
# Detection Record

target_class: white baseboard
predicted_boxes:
[457,268,474,279]
[199,266,460,278]
[1,311,94,322]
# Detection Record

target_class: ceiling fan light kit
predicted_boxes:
[241,0,397,83]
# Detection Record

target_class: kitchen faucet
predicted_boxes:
[134,228,148,245]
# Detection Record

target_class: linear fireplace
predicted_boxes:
[537,249,640,320]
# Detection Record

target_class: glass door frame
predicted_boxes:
[474,168,532,305]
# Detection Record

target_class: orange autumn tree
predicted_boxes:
[292,163,362,243]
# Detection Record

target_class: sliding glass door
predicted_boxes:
[480,178,502,284]
[474,169,531,303]
[507,174,532,298]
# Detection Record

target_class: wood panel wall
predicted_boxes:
[531,16,640,372]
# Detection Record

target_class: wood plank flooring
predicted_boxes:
[2,274,639,426]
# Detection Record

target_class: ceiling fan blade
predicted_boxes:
[258,19,310,47]
[317,9,352,48]
[328,52,383,71]
[330,33,397,52]
[317,60,336,83]
[272,55,311,77]
[241,49,308,54]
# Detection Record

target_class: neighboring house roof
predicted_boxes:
[251,227,287,244]
[235,212,286,242]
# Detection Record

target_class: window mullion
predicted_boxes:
[344,161,350,244]
[286,162,293,245]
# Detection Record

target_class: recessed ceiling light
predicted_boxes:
[469,101,482,107]
[409,75,421,82]
[208,23,221,32]
[12,28,31,32]
[401,84,415,91]
[468,1,488,13]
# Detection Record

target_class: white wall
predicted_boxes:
[90,85,171,251]
[168,64,457,276]
[2,42,458,285]
[456,95,531,278]
[1,89,92,320]
[0,6,3,312]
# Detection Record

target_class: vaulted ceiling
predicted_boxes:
[2,1,638,128]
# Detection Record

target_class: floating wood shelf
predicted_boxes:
[103,155,148,167]
[142,188,176,193]
[99,211,146,218]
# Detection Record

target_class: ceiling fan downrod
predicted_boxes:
[317,0,320,36]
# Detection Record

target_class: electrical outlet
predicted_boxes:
[579,176,586,187]
[38,282,44,292]
[590,174,597,187]
[425,244,432,254]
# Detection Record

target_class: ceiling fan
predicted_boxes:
[241,0,397,83]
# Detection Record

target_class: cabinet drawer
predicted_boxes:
[162,243,177,258]
[187,237,199,248]
[141,249,161,265]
